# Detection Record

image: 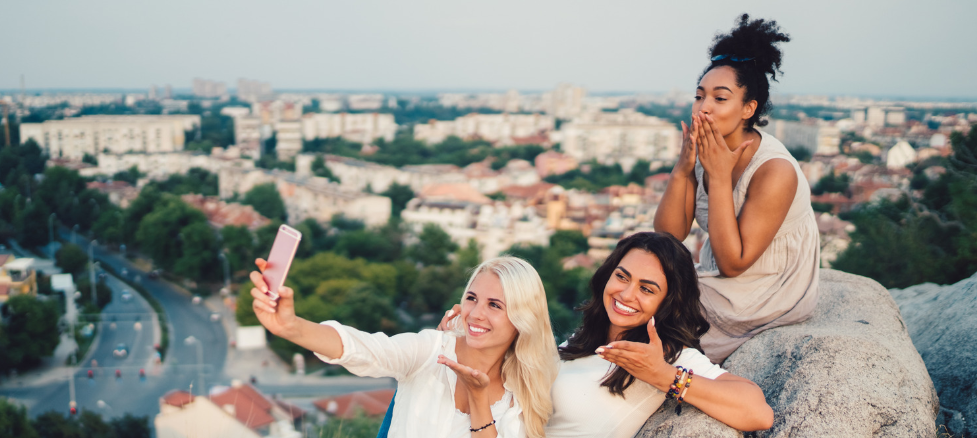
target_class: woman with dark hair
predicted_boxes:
[545,232,772,436]
[654,14,820,363]
[436,234,771,436]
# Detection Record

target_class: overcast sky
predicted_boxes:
[5,0,975,98]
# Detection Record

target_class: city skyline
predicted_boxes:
[5,0,976,99]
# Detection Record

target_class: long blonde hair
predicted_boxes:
[453,257,559,438]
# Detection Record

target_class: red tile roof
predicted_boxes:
[162,390,195,408]
[273,398,306,420]
[209,384,276,429]
[313,389,395,419]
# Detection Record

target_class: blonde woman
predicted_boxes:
[249,257,559,438]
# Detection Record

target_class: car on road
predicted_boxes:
[112,343,128,358]
[210,312,221,322]
[191,295,202,305]
[147,269,162,280]
[121,291,132,302]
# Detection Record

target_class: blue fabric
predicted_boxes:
[376,389,395,438]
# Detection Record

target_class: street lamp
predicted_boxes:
[184,336,205,396]
[89,241,98,308]
[217,251,230,293]
[48,213,57,246]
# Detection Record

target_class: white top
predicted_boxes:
[314,321,526,438]
[545,348,726,438]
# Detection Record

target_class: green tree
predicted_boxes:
[332,284,399,334]
[549,230,589,258]
[833,123,977,287]
[787,147,813,162]
[109,414,151,438]
[811,171,851,195]
[135,195,209,270]
[122,186,163,244]
[381,183,414,218]
[0,295,60,372]
[76,277,113,310]
[111,165,143,185]
[55,243,89,274]
[78,410,114,438]
[335,229,400,263]
[220,225,255,273]
[185,139,216,153]
[408,223,458,266]
[0,398,39,438]
[310,155,340,182]
[173,221,219,282]
[243,183,287,221]
[31,410,83,438]
[15,199,52,247]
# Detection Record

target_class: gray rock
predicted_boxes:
[891,271,977,438]
[638,269,938,437]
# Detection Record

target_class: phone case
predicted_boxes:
[262,224,302,300]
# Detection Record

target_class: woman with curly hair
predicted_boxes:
[654,14,820,364]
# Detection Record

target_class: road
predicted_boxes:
[1,233,393,422]
[1,233,228,419]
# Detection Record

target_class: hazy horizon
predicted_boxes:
[5,0,976,99]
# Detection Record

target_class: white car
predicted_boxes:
[113,343,128,358]
[121,291,132,302]
[191,295,202,305]
[210,312,221,322]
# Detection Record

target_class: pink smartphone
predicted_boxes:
[262,224,302,300]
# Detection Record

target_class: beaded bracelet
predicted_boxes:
[675,369,694,415]
[666,366,688,400]
[470,419,496,433]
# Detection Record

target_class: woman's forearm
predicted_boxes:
[705,179,747,277]
[467,390,498,438]
[680,375,773,431]
[654,170,695,240]
[281,318,345,360]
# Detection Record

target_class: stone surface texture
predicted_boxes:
[638,269,938,438]
[891,271,977,438]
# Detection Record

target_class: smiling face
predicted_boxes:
[460,271,519,351]
[602,249,669,342]
[694,66,758,139]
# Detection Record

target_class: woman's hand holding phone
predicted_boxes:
[250,258,301,339]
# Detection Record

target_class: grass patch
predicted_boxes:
[69,323,98,366]
[317,411,384,438]
[98,263,169,363]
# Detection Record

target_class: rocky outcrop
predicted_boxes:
[638,269,939,438]
[891,272,977,438]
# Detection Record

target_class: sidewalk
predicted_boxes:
[205,294,312,385]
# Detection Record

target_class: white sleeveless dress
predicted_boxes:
[693,130,820,363]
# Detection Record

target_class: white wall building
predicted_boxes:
[20,115,201,159]
[401,199,550,261]
[318,154,467,193]
[886,140,917,169]
[218,166,391,227]
[769,119,841,156]
[558,109,679,171]
[413,113,554,145]
[301,113,397,144]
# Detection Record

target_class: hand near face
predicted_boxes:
[438,354,491,392]
[676,119,698,176]
[695,113,753,182]
[438,304,462,331]
[598,317,674,392]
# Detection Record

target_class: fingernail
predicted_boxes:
[446,310,455,317]
[651,316,655,327]
[595,347,605,354]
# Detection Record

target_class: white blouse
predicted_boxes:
[314,321,526,438]
[545,348,726,438]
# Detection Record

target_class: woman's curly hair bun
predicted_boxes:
[704,14,790,129]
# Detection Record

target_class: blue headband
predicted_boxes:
[711,54,755,62]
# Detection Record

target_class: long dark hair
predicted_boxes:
[558,232,709,396]
[700,13,790,130]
